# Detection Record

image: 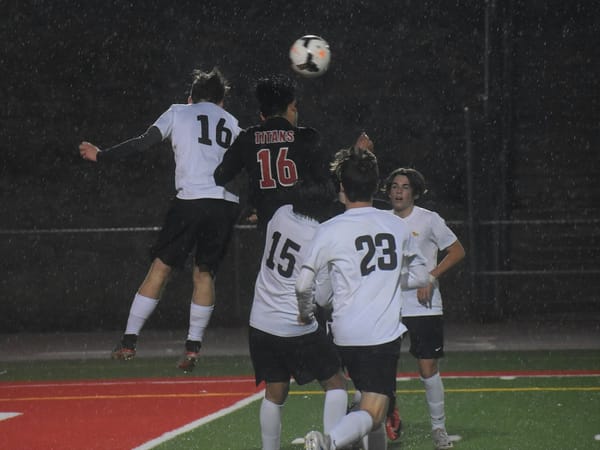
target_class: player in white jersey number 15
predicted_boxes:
[249,180,348,450]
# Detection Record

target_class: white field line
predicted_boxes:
[128,371,600,449]
[2,373,597,448]
[0,412,22,422]
[131,389,265,450]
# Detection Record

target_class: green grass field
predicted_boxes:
[2,350,599,450]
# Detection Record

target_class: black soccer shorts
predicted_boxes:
[337,336,402,399]
[151,198,239,273]
[249,326,342,386]
[402,315,445,360]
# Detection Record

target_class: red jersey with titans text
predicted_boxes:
[214,116,330,229]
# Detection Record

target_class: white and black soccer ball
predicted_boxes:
[289,35,331,78]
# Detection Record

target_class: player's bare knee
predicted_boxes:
[320,370,347,391]
[359,392,389,428]
[418,360,438,379]
[265,382,289,405]
[194,264,215,279]
[147,260,172,283]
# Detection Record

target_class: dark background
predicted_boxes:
[1,0,598,332]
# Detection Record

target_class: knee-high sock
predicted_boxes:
[362,422,387,450]
[125,293,158,335]
[422,372,446,429]
[351,390,362,410]
[187,303,214,342]
[260,398,282,450]
[323,389,348,433]
[329,410,373,449]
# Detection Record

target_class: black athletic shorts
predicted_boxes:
[402,315,445,360]
[249,326,342,386]
[151,198,239,272]
[336,337,402,398]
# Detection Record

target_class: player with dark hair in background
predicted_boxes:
[297,147,429,450]
[213,73,371,231]
[249,179,348,450]
[79,68,241,371]
[384,167,465,450]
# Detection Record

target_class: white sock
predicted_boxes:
[260,398,282,450]
[352,390,362,408]
[187,303,214,342]
[363,423,387,450]
[422,372,446,429]
[124,293,159,335]
[323,389,348,434]
[329,410,373,449]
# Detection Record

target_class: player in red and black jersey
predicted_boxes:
[214,73,370,231]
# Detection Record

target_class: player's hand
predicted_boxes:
[79,141,100,162]
[417,284,434,308]
[297,312,315,325]
[354,132,374,152]
[297,301,316,325]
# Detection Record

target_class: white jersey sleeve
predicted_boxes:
[153,102,241,202]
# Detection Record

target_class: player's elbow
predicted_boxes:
[457,243,466,261]
[213,167,226,186]
[449,241,466,263]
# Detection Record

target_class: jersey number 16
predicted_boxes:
[257,148,299,189]
[197,114,234,149]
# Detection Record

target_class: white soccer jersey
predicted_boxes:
[301,207,427,346]
[395,206,458,317]
[250,205,329,337]
[153,102,241,202]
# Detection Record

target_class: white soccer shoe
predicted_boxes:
[432,427,454,449]
[304,430,332,450]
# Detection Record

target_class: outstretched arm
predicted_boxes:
[78,126,163,163]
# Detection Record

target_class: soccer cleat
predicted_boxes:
[176,340,201,372]
[176,351,200,372]
[304,431,332,450]
[385,406,402,440]
[432,427,453,449]
[111,334,137,360]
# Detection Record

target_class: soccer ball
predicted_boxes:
[289,35,331,78]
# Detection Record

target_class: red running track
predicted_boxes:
[0,376,262,450]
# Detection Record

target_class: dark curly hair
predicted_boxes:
[255,74,296,117]
[383,167,427,199]
[330,147,379,202]
[291,179,337,223]
[189,67,230,104]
